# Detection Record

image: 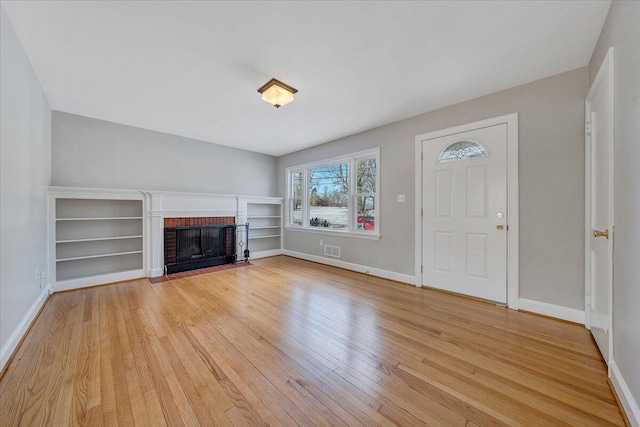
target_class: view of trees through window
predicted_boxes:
[288,150,378,233]
[306,157,376,230]
[291,171,303,225]
[355,157,376,231]
[309,163,349,229]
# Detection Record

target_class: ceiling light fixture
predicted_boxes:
[257,78,298,108]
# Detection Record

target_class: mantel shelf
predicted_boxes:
[247,215,281,219]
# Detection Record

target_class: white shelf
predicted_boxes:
[245,201,282,254]
[55,268,144,286]
[52,196,144,286]
[56,235,143,244]
[56,216,142,221]
[57,250,143,262]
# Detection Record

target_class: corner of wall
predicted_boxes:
[610,360,640,427]
[0,284,51,372]
[0,5,53,374]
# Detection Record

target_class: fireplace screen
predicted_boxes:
[164,225,236,274]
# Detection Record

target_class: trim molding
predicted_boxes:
[284,227,380,240]
[55,269,145,292]
[250,249,283,260]
[0,284,52,372]
[414,113,519,309]
[584,46,615,364]
[518,298,585,324]
[283,250,415,284]
[610,359,640,427]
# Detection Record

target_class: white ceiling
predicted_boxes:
[2,1,610,156]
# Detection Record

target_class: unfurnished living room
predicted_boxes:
[1,1,639,426]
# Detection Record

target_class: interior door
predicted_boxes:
[422,124,508,303]
[586,49,614,364]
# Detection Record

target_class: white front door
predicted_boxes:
[422,124,508,303]
[586,48,614,364]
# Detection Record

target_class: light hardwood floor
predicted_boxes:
[0,256,626,426]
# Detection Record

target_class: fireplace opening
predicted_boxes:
[164,223,236,274]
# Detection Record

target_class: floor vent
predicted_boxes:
[324,245,341,258]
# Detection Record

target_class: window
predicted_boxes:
[286,148,380,237]
[437,140,487,163]
[309,163,349,229]
[289,170,303,226]
[355,157,376,231]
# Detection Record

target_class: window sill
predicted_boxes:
[284,226,381,240]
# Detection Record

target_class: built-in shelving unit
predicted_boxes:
[49,188,145,291]
[241,199,283,259]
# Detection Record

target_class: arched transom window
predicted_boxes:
[437,140,487,163]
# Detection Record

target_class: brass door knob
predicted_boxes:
[496,224,504,230]
[593,229,609,239]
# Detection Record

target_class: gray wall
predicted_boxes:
[279,67,588,310]
[0,6,52,366]
[52,112,278,197]
[589,0,640,415]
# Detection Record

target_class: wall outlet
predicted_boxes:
[397,194,406,203]
[320,239,323,247]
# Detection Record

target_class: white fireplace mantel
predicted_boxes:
[141,190,283,277]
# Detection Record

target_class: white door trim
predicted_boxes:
[415,113,519,309]
[584,46,614,363]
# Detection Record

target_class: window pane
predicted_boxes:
[290,171,303,226]
[356,157,376,232]
[309,163,348,229]
[356,157,377,194]
[356,196,375,231]
[437,140,487,163]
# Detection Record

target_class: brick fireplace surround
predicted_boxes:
[163,216,236,274]
[143,192,281,279]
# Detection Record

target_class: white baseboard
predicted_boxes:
[518,298,585,324]
[55,269,145,292]
[283,250,415,285]
[610,359,640,427]
[0,284,52,372]
[250,249,283,260]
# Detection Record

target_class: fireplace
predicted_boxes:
[164,217,236,274]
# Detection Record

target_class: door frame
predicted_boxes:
[414,113,519,308]
[584,47,614,363]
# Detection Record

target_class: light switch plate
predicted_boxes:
[397,194,406,203]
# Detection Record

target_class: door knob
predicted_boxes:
[496,224,504,230]
[593,229,609,239]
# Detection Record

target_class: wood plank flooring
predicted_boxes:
[0,256,626,426]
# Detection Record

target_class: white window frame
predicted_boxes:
[288,169,304,227]
[285,148,380,240]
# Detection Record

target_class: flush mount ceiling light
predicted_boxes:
[257,78,298,108]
